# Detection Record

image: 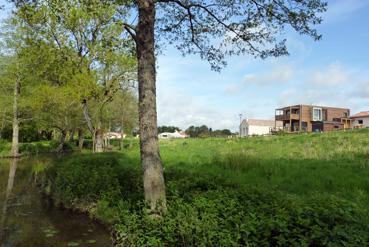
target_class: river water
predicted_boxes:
[0,156,112,247]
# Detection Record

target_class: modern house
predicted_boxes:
[240,119,283,137]
[275,105,351,132]
[351,111,369,128]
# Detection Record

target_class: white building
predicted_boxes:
[351,111,369,128]
[158,130,188,139]
[106,132,126,139]
[240,119,283,137]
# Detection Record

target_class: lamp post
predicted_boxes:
[239,114,243,137]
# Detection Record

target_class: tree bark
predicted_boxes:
[120,116,124,150]
[0,159,18,242]
[56,130,67,153]
[136,0,166,214]
[0,112,5,140]
[11,79,20,157]
[95,128,104,153]
[69,130,75,142]
[82,100,95,135]
[78,128,84,151]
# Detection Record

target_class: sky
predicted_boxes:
[156,0,369,131]
[1,0,369,131]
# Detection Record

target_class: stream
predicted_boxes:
[0,155,112,247]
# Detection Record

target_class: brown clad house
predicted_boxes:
[275,105,351,132]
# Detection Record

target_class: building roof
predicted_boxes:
[242,119,283,127]
[276,104,349,111]
[351,111,369,118]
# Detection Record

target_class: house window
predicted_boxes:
[358,119,363,125]
[312,107,322,121]
[343,112,348,117]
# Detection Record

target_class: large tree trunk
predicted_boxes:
[95,129,104,153]
[137,0,166,214]
[11,79,20,157]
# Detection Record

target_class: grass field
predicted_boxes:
[120,129,369,200]
[45,129,369,246]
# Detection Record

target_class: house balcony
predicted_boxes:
[275,113,300,121]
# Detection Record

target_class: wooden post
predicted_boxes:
[299,105,302,132]
[289,106,292,132]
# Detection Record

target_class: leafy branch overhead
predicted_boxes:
[154,0,326,70]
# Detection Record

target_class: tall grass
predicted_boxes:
[46,129,369,246]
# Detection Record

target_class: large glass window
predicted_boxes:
[312,107,322,121]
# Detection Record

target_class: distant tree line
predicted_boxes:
[185,125,232,138]
[157,125,232,138]
[157,126,180,134]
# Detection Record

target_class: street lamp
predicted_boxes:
[239,114,243,137]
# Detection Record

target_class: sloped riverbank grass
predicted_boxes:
[46,129,369,246]
[0,140,67,157]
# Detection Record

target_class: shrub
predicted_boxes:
[18,141,61,155]
[45,153,142,222]
[114,187,369,247]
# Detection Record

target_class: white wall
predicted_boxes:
[352,117,369,128]
[248,125,272,136]
[240,121,272,137]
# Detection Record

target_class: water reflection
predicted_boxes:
[0,158,17,245]
[0,156,111,247]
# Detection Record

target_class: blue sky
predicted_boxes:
[1,0,369,131]
[156,0,369,131]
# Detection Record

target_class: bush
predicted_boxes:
[115,187,369,247]
[45,153,142,223]
[18,141,60,155]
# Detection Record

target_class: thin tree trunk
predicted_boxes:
[69,130,75,142]
[82,100,95,138]
[11,79,20,157]
[120,116,124,150]
[0,159,18,242]
[137,0,166,214]
[78,128,84,151]
[0,112,5,140]
[56,130,67,153]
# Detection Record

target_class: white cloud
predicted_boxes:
[310,62,349,86]
[157,86,239,130]
[243,64,294,86]
[350,79,369,99]
[324,0,369,24]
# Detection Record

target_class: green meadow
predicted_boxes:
[44,129,369,246]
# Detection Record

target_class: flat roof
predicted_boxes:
[276,104,350,111]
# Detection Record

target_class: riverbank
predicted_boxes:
[43,129,369,246]
[0,140,79,158]
[0,155,112,246]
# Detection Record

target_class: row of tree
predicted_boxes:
[185,126,232,138]
[0,1,138,155]
[1,0,326,215]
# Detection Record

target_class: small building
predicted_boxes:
[158,130,188,139]
[106,132,126,139]
[275,105,351,132]
[240,119,283,137]
[351,111,369,128]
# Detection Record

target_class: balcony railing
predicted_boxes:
[275,113,300,121]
